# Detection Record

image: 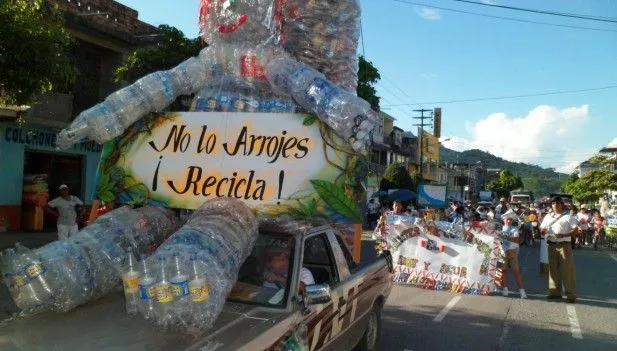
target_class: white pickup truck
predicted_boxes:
[1,223,393,351]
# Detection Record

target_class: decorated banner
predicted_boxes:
[417,184,448,208]
[95,112,367,229]
[383,215,502,295]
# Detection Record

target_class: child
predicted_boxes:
[499,211,527,298]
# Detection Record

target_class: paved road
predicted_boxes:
[380,243,617,351]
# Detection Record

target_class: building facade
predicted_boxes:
[0,0,158,231]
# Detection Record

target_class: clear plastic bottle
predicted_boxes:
[122,248,141,315]
[188,256,209,304]
[154,256,175,325]
[138,259,156,319]
[170,252,190,308]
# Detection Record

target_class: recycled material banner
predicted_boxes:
[386,215,502,295]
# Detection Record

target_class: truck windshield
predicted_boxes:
[228,233,295,307]
[512,195,530,203]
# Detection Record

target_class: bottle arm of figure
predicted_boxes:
[264,54,378,152]
[56,47,214,149]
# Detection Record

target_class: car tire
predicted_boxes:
[355,304,382,351]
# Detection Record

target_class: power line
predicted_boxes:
[382,84,617,106]
[391,0,617,33]
[449,0,617,24]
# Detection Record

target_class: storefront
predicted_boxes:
[0,122,102,231]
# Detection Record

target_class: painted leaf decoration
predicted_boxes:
[310,180,362,222]
[303,115,318,126]
[99,190,115,203]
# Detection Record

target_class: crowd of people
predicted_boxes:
[370,195,612,304]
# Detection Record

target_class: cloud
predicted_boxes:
[441,105,594,172]
[420,73,438,80]
[416,7,441,20]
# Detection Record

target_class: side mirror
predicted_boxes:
[304,283,332,305]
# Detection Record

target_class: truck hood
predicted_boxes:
[0,292,291,351]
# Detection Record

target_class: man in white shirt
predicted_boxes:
[264,249,315,294]
[540,196,578,303]
[495,197,508,220]
[45,184,85,240]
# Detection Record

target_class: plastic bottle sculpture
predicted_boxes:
[0,206,181,314]
[141,197,258,331]
[55,0,377,153]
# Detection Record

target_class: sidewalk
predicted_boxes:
[0,230,57,251]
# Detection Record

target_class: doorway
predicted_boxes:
[23,151,83,230]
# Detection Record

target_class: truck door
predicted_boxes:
[303,231,358,351]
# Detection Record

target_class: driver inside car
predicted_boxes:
[264,248,315,295]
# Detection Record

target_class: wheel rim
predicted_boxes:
[366,310,378,350]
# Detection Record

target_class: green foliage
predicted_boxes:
[357,55,380,110]
[286,198,318,219]
[0,0,76,105]
[302,115,318,126]
[440,146,565,196]
[564,170,617,203]
[487,169,523,199]
[379,162,415,191]
[114,24,202,83]
[310,180,362,222]
[560,173,579,193]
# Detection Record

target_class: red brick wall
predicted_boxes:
[47,0,157,36]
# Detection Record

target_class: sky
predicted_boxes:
[115,0,617,173]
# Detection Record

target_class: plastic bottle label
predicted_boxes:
[122,273,140,294]
[13,274,27,287]
[24,263,46,278]
[139,282,155,300]
[156,284,174,303]
[171,280,189,298]
[189,283,209,302]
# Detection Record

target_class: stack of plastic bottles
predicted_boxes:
[124,197,258,332]
[0,206,181,315]
[282,0,362,92]
[265,56,378,151]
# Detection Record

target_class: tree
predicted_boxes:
[114,25,202,110]
[0,0,76,106]
[357,55,381,111]
[561,173,579,193]
[379,162,415,191]
[487,169,523,199]
[565,170,617,203]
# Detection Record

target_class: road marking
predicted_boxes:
[498,323,510,350]
[433,296,461,322]
[566,305,583,340]
[610,255,617,263]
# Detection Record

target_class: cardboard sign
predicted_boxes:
[95,112,365,223]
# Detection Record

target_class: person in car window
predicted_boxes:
[264,248,315,294]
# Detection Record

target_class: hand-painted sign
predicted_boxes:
[95,112,367,223]
[417,184,448,208]
[383,215,501,295]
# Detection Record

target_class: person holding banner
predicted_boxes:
[499,210,527,299]
[540,196,578,303]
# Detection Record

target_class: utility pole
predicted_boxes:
[413,109,433,177]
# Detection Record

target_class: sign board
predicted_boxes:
[386,216,501,295]
[606,215,617,228]
[433,108,441,138]
[417,184,447,208]
[95,112,365,223]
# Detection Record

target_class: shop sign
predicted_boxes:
[1,124,102,154]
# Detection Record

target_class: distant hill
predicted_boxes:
[439,146,568,197]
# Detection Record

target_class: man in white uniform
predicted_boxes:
[540,196,578,303]
[45,184,85,240]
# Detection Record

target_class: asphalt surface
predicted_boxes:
[380,242,617,351]
[2,233,616,351]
